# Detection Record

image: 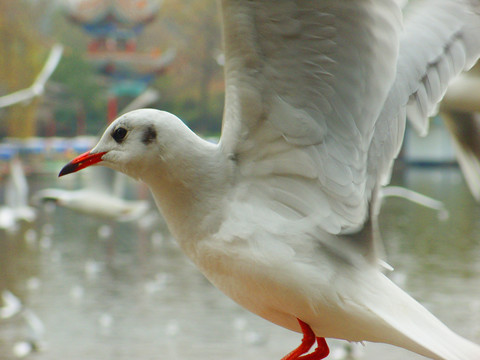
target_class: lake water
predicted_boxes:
[0,166,479,360]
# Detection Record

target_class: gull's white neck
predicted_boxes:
[139,132,232,254]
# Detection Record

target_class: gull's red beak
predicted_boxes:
[58,151,106,177]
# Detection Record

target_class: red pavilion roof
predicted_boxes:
[66,0,161,27]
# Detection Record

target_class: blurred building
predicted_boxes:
[65,0,174,122]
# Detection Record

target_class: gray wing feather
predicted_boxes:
[219,0,401,235]
[370,0,480,190]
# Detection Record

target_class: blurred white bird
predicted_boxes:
[33,85,160,222]
[0,290,22,319]
[34,170,150,222]
[437,63,480,201]
[34,187,150,222]
[0,158,36,232]
[381,186,449,221]
[0,290,46,356]
[59,1,480,359]
[0,44,63,108]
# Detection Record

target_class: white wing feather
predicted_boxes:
[0,44,63,108]
[370,0,480,189]
[219,0,401,236]
[403,0,480,136]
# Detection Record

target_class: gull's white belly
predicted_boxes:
[195,248,311,334]
[187,232,402,344]
[191,236,364,339]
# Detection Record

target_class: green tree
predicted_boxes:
[0,1,48,137]
[49,46,107,136]
[48,7,108,136]
[146,0,225,135]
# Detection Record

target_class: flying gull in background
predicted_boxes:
[33,172,150,222]
[59,1,480,359]
[437,62,480,202]
[34,90,159,222]
[0,158,36,232]
[0,44,63,109]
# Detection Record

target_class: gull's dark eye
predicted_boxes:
[112,127,127,143]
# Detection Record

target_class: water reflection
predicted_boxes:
[0,167,479,360]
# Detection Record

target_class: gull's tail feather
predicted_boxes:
[366,273,480,360]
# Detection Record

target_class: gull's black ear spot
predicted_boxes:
[142,126,157,145]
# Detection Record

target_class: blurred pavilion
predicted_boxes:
[65,0,175,122]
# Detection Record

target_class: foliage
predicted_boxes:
[0,0,48,137]
[0,0,226,137]
[49,46,108,136]
[48,7,109,136]
[144,0,225,135]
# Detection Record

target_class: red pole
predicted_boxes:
[107,95,118,123]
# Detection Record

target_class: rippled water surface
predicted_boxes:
[0,166,479,360]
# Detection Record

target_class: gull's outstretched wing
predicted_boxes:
[370,0,480,190]
[441,65,480,201]
[0,44,63,109]
[218,0,401,237]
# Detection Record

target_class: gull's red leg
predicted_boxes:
[281,319,317,360]
[298,337,329,360]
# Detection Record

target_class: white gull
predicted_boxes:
[439,62,480,202]
[59,1,480,359]
[34,170,150,222]
[0,44,63,109]
[0,158,36,232]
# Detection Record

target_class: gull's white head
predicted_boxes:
[59,109,190,180]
